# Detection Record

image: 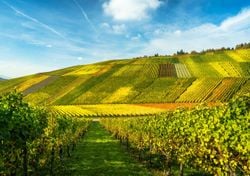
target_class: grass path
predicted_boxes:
[65,121,151,176]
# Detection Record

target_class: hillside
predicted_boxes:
[0,49,249,106]
[0,77,6,81]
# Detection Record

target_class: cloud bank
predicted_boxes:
[103,0,163,21]
[142,7,250,55]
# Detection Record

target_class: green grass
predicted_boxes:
[64,122,151,176]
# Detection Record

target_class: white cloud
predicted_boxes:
[77,57,83,60]
[131,34,142,41]
[100,22,127,34]
[100,22,110,29]
[220,8,250,30]
[103,0,163,21]
[112,24,126,34]
[174,30,181,36]
[141,7,250,55]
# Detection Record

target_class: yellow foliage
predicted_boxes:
[24,92,50,105]
[47,76,90,104]
[52,105,93,116]
[210,62,241,77]
[176,78,221,102]
[235,49,250,62]
[52,104,167,117]
[226,51,245,62]
[112,65,143,77]
[102,87,133,103]
[17,75,49,92]
[64,65,105,76]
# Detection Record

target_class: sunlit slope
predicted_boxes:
[0,49,249,105]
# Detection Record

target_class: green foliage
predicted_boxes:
[0,90,47,148]
[0,91,91,175]
[235,42,250,49]
[101,95,250,175]
[0,91,48,175]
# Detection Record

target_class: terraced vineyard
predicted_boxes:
[176,78,222,103]
[207,78,247,102]
[133,78,195,103]
[52,104,168,117]
[0,48,249,105]
[210,62,242,77]
[238,79,250,95]
[158,63,177,77]
[235,49,250,61]
[174,63,192,78]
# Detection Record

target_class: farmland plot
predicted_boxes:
[158,63,177,77]
[175,63,192,78]
[176,78,222,103]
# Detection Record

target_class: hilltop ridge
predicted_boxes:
[0,48,249,105]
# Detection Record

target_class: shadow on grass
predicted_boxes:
[64,122,151,176]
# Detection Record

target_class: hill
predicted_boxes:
[0,76,7,81]
[0,49,249,106]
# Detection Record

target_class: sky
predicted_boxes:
[0,0,250,78]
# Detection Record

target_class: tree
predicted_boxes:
[177,49,186,55]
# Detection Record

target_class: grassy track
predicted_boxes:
[65,121,151,176]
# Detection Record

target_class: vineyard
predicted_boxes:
[174,63,192,78]
[100,94,250,175]
[207,78,247,102]
[0,48,249,175]
[51,104,168,117]
[132,78,195,103]
[210,62,242,77]
[238,79,250,95]
[0,49,249,105]
[176,78,222,102]
[158,63,177,77]
[0,91,91,175]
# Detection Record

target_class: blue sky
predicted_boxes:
[0,0,250,78]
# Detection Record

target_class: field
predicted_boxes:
[0,49,249,105]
